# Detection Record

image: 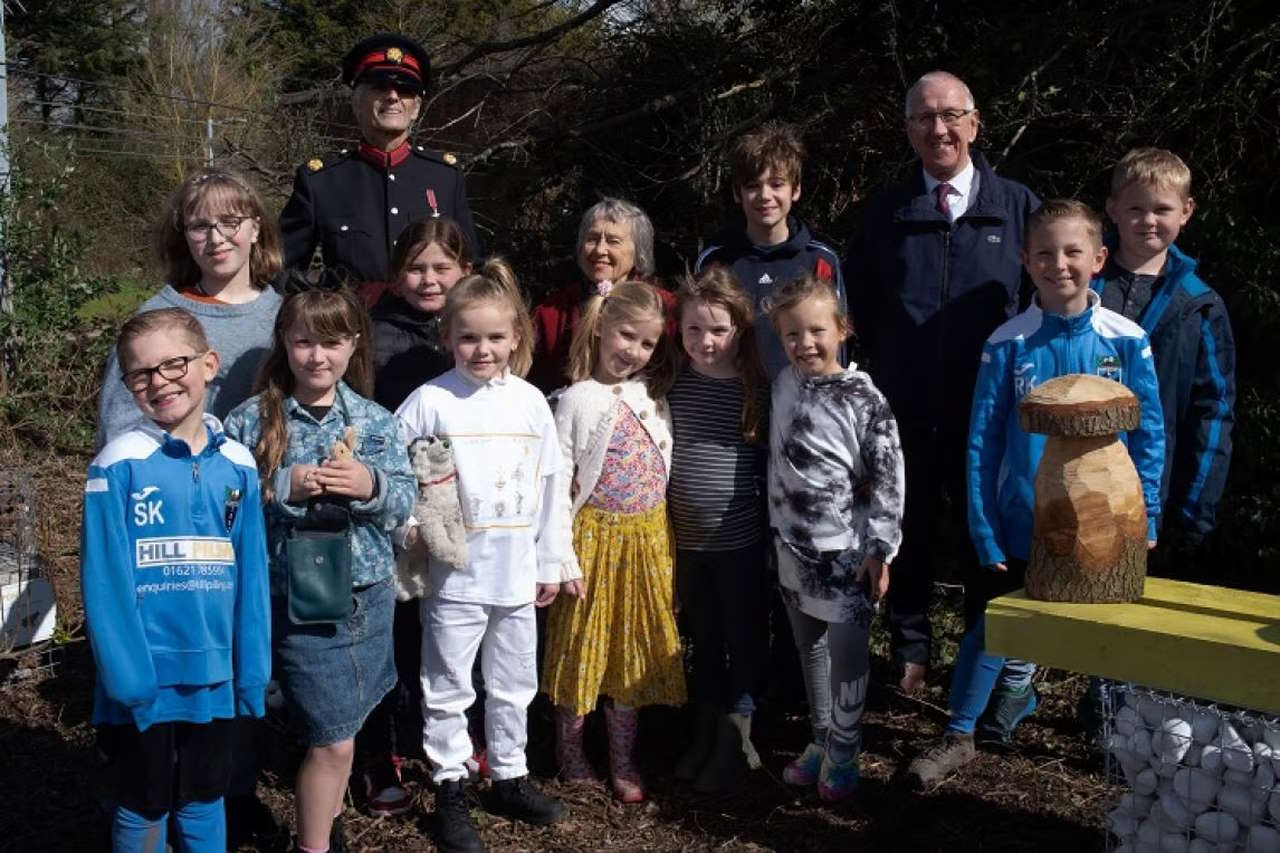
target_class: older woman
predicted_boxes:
[529,197,672,393]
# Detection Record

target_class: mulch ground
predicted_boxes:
[0,446,1113,852]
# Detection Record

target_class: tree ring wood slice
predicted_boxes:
[1018,374,1141,437]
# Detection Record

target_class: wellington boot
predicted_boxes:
[674,704,717,781]
[694,715,748,794]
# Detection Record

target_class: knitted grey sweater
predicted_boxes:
[95,285,282,449]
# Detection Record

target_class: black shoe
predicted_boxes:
[329,814,347,853]
[435,780,485,853]
[225,793,281,848]
[976,685,1038,748]
[487,776,566,826]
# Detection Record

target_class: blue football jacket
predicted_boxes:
[967,293,1165,566]
[80,414,271,730]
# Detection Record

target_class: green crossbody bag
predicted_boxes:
[285,526,353,625]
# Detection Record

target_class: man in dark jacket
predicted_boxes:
[280,33,479,297]
[847,71,1039,694]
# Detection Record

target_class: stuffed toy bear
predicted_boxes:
[394,436,468,601]
[330,426,357,460]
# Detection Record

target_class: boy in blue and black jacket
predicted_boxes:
[695,122,845,380]
[1095,147,1235,548]
[907,200,1164,787]
[81,308,270,852]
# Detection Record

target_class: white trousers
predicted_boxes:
[419,597,537,783]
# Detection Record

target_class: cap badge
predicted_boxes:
[307,158,323,172]
[386,47,404,64]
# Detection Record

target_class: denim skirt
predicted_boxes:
[272,576,397,746]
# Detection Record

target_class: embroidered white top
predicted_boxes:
[554,378,674,517]
[396,368,580,606]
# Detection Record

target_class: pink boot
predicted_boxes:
[555,705,596,784]
[603,702,644,803]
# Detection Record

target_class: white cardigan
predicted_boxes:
[554,378,674,516]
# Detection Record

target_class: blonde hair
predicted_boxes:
[157,168,283,290]
[674,268,766,443]
[116,307,210,366]
[567,280,677,398]
[440,257,535,378]
[1025,199,1104,251]
[763,274,851,339]
[251,286,374,501]
[1110,147,1192,200]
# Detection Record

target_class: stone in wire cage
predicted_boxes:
[1101,681,1280,852]
[0,469,56,650]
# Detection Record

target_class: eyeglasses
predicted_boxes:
[184,215,253,241]
[907,109,976,130]
[120,353,208,392]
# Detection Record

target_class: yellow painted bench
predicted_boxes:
[985,577,1280,714]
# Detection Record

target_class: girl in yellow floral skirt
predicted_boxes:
[542,279,685,802]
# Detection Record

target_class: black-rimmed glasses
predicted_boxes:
[184,215,253,241]
[121,353,208,392]
[907,109,976,130]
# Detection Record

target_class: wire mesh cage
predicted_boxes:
[1102,680,1280,852]
[0,468,57,653]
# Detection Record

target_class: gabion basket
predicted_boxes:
[1101,680,1280,852]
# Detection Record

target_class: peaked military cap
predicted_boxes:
[343,33,430,95]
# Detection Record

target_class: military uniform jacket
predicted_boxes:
[280,141,479,285]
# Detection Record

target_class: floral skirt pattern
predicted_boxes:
[542,502,686,716]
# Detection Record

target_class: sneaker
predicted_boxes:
[976,685,1038,748]
[487,776,566,826]
[361,755,411,817]
[816,754,860,803]
[907,732,976,787]
[782,742,825,787]
[329,814,347,853]
[434,779,485,853]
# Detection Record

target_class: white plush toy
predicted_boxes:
[394,436,468,601]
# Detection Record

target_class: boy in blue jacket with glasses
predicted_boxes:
[81,308,270,852]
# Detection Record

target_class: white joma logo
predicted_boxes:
[130,486,160,501]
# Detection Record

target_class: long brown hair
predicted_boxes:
[566,280,678,399]
[251,286,374,500]
[388,217,474,296]
[674,267,767,443]
[440,257,536,378]
[156,168,283,290]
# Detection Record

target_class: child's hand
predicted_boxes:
[561,578,586,600]
[404,523,423,550]
[314,458,375,500]
[856,557,890,602]
[988,562,1008,573]
[535,583,559,607]
[289,464,324,502]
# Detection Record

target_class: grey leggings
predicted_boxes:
[785,602,870,764]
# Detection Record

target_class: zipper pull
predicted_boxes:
[193,461,200,483]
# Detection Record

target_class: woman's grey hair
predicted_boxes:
[904,71,976,118]
[577,197,655,278]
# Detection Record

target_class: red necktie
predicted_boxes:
[935,182,954,219]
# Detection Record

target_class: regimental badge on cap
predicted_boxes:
[307,158,324,172]
[443,152,458,166]
[386,46,404,63]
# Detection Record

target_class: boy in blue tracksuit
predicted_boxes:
[1095,147,1235,547]
[695,121,845,381]
[907,200,1164,786]
[82,307,270,853]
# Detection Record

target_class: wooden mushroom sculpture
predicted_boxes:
[1018,374,1147,603]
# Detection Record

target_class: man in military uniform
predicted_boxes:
[280,33,480,293]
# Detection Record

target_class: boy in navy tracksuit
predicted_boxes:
[1095,147,1235,548]
[82,307,270,852]
[695,122,845,380]
[907,200,1164,786]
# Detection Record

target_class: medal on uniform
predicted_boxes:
[425,188,440,218]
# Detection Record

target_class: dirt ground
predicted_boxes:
[0,447,1112,852]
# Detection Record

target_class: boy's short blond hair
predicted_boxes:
[1024,199,1104,251]
[730,122,804,188]
[1110,147,1192,200]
